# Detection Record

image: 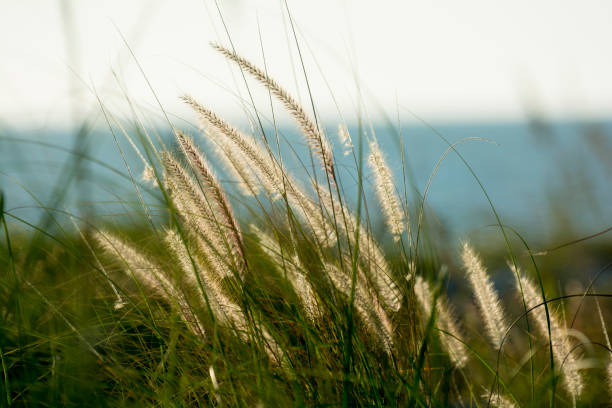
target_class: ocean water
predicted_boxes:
[1,120,610,245]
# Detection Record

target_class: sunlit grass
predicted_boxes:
[1,37,611,408]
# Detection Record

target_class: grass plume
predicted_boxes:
[461,241,507,348]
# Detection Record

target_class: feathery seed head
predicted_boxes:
[175,130,246,271]
[95,230,206,339]
[183,95,284,197]
[461,242,507,349]
[511,264,583,398]
[210,43,336,184]
[367,138,406,242]
[93,230,168,295]
[482,391,517,408]
[337,124,353,156]
[141,164,157,185]
[414,276,469,368]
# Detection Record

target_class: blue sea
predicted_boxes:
[1,120,610,246]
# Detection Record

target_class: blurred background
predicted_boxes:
[1,0,611,247]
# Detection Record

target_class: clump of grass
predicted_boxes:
[2,42,611,407]
[87,45,609,406]
[91,44,612,406]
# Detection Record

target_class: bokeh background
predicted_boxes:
[1,0,610,263]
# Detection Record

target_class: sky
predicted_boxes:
[2,0,612,129]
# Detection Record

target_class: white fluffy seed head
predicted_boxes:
[209,365,219,391]
[414,276,468,368]
[93,230,168,295]
[288,255,319,321]
[141,164,157,185]
[367,138,405,242]
[482,391,517,408]
[163,153,240,280]
[95,230,206,339]
[461,242,507,349]
[164,229,196,277]
[184,95,339,249]
[362,234,402,313]
[183,95,283,198]
[511,264,583,399]
[338,124,353,156]
[175,131,246,276]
